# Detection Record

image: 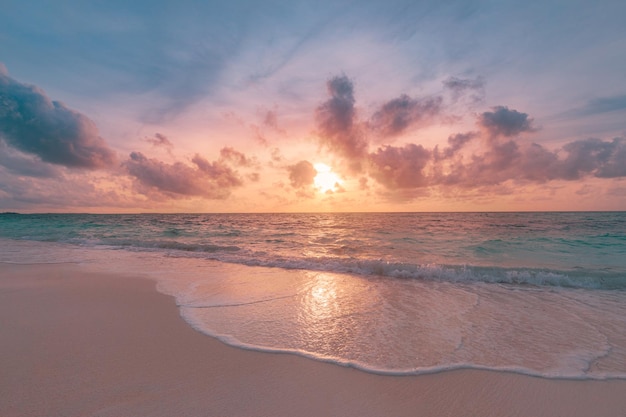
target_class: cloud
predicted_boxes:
[568,94,626,117]
[368,144,431,189]
[559,137,626,179]
[478,106,535,138]
[369,94,443,138]
[308,76,626,200]
[315,75,368,161]
[145,133,173,148]
[0,72,116,169]
[434,132,477,160]
[434,135,626,189]
[190,154,244,188]
[0,140,62,178]
[443,76,485,103]
[287,160,316,189]
[219,147,257,167]
[124,152,243,199]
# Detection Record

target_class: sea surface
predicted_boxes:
[1,212,625,379]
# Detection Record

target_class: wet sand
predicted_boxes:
[1,263,625,417]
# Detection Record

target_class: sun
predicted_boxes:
[314,163,342,193]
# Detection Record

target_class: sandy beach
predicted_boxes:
[1,262,625,417]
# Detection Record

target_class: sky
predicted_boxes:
[1,0,625,213]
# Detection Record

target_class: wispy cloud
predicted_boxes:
[145,133,173,149]
[561,94,626,118]
[443,76,485,104]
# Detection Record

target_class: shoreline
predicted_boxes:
[2,262,626,417]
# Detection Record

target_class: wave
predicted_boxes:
[181,311,626,381]
[3,234,625,290]
[102,239,242,253]
[214,255,625,290]
[130,240,625,290]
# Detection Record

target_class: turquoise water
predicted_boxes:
[1,212,625,379]
[1,212,625,288]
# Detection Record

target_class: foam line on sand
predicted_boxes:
[1,263,625,417]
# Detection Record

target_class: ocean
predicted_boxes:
[1,212,625,379]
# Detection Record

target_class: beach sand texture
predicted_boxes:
[2,263,625,417]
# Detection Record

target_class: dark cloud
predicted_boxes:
[124,152,243,199]
[368,144,431,189]
[315,75,368,161]
[287,160,316,188]
[369,94,443,138]
[0,73,116,169]
[478,106,535,138]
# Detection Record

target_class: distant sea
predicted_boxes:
[1,212,625,379]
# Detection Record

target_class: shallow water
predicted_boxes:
[1,212,625,379]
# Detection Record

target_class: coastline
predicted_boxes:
[2,262,625,417]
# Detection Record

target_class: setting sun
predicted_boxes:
[313,163,342,193]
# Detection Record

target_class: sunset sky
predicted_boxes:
[1,0,625,212]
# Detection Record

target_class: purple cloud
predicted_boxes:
[0,72,116,169]
[369,94,443,138]
[478,106,535,138]
[559,137,626,179]
[315,75,368,161]
[368,144,431,189]
[434,132,478,160]
[124,152,243,198]
[310,75,626,199]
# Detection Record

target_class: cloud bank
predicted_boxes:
[124,149,248,199]
[312,74,626,198]
[0,72,116,169]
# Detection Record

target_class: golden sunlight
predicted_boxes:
[313,163,342,193]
